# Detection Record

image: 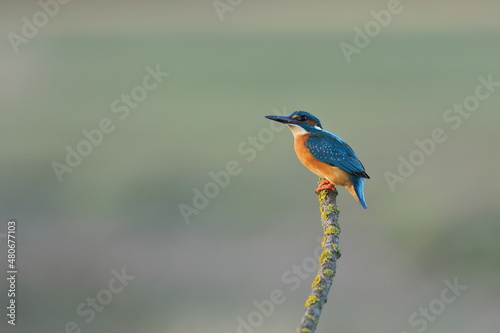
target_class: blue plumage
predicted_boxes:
[305,131,369,179]
[305,126,369,209]
[265,110,370,209]
[351,176,368,209]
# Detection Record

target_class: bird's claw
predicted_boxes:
[315,180,336,193]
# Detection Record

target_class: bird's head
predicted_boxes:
[265,111,323,135]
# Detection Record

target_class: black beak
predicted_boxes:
[265,115,299,125]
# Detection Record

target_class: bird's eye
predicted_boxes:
[295,115,307,121]
[292,115,307,121]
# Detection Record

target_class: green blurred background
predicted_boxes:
[1,1,500,332]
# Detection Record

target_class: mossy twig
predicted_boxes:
[297,177,341,333]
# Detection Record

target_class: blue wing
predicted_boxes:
[305,131,369,178]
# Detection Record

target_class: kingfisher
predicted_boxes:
[265,111,369,209]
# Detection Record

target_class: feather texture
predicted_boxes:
[305,131,369,179]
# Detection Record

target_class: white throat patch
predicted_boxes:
[287,124,322,135]
[287,124,309,135]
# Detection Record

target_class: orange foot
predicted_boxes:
[315,179,336,193]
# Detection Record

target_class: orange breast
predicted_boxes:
[293,133,353,188]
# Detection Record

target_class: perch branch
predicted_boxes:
[297,177,341,333]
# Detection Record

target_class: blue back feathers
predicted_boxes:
[305,130,369,179]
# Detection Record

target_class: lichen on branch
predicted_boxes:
[297,177,341,333]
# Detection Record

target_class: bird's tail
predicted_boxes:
[348,176,368,209]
